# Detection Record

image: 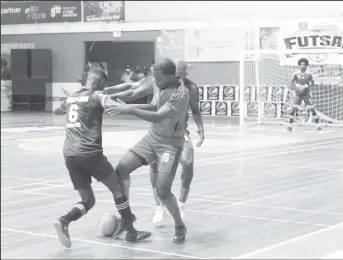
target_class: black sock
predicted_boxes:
[61,203,87,224]
[115,196,134,231]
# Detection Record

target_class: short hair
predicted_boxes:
[298,58,309,66]
[153,57,176,76]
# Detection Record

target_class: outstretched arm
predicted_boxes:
[104,82,139,94]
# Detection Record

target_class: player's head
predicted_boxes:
[153,57,177,89]
[175,59,188,80]
[298,58,309,71]
[86,68,108,91]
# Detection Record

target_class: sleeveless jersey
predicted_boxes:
[60,88,104,156]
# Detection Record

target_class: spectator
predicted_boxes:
[130,65,145,82]
[121,64,133,83]
[1,58,10,80]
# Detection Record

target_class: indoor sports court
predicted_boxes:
[1,113,343,259]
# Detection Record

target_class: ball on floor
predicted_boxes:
[97,212,120,237]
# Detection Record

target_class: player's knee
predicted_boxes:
[156,183,172,200]
[180,150,194,168]
[114,161,130,181]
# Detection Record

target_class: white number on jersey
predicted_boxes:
[67,104,81,128]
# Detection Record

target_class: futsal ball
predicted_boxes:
[97,212,120,237]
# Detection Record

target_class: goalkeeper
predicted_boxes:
[287,58,322,132]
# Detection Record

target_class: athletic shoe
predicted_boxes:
[54,217,71,248]
[173,225,187,243]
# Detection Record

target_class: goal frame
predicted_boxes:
[239,49,343,126]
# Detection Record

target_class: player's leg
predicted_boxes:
[54,156,95,248]
[288,95,302,131]
[150,160,167,225]
[114,135,156,241]
[156,146,186,243]
[303,95,322,131]
[178,133,194,218]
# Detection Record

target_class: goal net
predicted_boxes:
[239,49,343,127]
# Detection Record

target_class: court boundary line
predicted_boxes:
[2,188,339,228]
[0,228,207,259]
[232,222,343,259]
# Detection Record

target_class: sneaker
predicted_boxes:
[317,126,323,131]
[152,206,165,226]
[54,217,71,248]
[125,230,151,242]
[178,202,185,219]
[287,126,292,132]
[113,213,137,237]
[173,225,187,243]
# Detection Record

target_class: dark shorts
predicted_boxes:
[130,133,182,176]
[292,93,313,107]
[64,154,115,190]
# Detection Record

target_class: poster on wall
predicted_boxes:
[259,27,279,50]
[0,1,81,25]
[185,26,251,62]
[83,1,125,22]
[279,18,343,65]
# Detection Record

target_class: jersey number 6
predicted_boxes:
[69,104,79,123]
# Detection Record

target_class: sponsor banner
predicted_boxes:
[229,101,240,117]
[247,101,259,118]
[206,85,220,101]
[244,85,253,101]
[279,18,343,65]
[280,102,292,118]
[222,85,237,101]
[254,85,270,102]
[185,26,250,62]
[271,85,287,102]
[83,1,125,22]
[214,101,228,116]
[199,101,213,116]
[198,85,204,100]
[263,102,278,118]
[1,1,81,25]
[259,27,279,50]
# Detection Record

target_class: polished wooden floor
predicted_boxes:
[1,113,343,259]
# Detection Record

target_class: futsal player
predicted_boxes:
[105,59,205,224]
[106,58,190,243]
[288,58,322,132]
[53,68,151,248]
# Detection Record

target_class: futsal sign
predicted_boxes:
[279,18,343,65]
[83,1,125,22]
[0,1,82,25]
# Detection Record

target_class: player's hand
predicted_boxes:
[196,128,204,147]
[106,103,132,115]
[303,84,309,88]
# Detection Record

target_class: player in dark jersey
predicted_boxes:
[288,58,322,132]
[106,58,190,243]
[53,68,151,248]
[104,59,205,224]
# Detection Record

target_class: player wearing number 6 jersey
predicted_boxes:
[288,58,322,132]
[106,58,190,243]
[53,68,151,248]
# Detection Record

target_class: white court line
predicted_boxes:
[1,228,206,259]
[322,250,343,259]
[2,175,342,217]
[0,181,53,190]
[233,223,343,259]
[1,189,336,228]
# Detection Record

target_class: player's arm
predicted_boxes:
[104,82,139,94]
[92,91,121,109]
[188,85,204,132]
[107,89,182,123]
[107,78,154,101]
[54,99,67,115]
[129,95,157,111]
[308,73,315,87]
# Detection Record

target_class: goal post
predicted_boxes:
[239,49,343,127]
